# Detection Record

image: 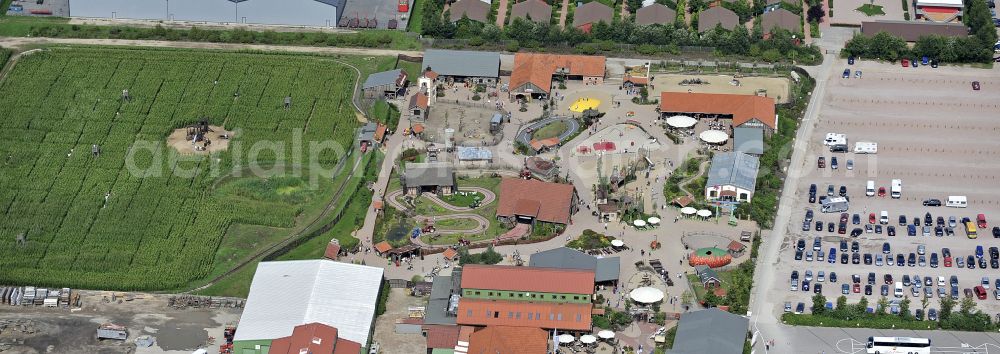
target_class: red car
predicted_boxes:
[944,256,953,267]
[869,213,877,224]
[976,285,988,300]
[972,81,981,91]
[878,187,886,197]
[853,283,861,293]
[902,59,910,67]
[978,214,987,228]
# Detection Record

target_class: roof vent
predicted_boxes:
[312,337,322,345]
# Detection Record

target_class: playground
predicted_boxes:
[569,97,602,113]
[423,100,506,146]
[650,74,791,103]
[573,123,661,157]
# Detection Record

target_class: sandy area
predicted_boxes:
[166,125,234,155]
[650,74,791,103]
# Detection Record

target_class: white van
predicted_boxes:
[854,142,878,154]
[866,181,875,197]
[894,282,904,298]
[947,196,968,208]
[880,211,889,224]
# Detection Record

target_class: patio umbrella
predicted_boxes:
[611,239,625,247]
[699,130,729,144]
[629,286,665,303]
[633,219,647,227]
[666,115,697,128]
[681,207,697,215]
[558,334,575,344]
[597,330,616,339]
[647,216,661,225]
[580,335,598,344]
[697,209,713,217]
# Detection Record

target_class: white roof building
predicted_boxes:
[233,259,384,347]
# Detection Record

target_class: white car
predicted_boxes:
[876,254,884,266]
[938,276,946,286]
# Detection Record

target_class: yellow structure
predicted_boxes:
[569,97,601,112]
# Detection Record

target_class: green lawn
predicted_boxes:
[440,191,485,208]
[407,0,425,33]
[532,120,569,140]
[856,4,886,16]
[434,218,480,231]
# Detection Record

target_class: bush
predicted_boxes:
[566,229,614,250]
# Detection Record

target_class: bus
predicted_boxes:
[867,336,931,354]
[966,221,978,239]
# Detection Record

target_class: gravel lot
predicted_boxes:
[767,60,1000,318]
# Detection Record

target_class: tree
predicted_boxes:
[959,296,977,315]
[704,291,721,307]
[899,297,912,320]
[877,296,890,315]
[806,5,826,22]
[639,86,649,103]
[939,297,955,321]
[835,295,848,311]
[812,293,827,314]
[920,296,929,312]
[856,297,869,317]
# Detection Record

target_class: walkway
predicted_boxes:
[677,159,710,199]
[514,116,581,147]
[558,0,571,27]
[495,0,510,28]
[357,112,412,249]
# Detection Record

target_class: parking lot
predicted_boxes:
[769,59,1000,319]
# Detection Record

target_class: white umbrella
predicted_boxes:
[699,130,729,144]
[666,115,697,128]
[558,334,575,343]
[633,219,647,227]
[580,335,597,344]
[611,239,625,247]
[647,216,661,225]
[629,287,665,303]
[681,207,697,215]
[597,330,616,339]
[697,209,712,217]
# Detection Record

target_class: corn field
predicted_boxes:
[0,47,361,290]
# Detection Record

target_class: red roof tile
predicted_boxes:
[266,323,361,354]
[374,124,387,142]
[442,248,459,260]
[460,264,594,294]
[423,325,461,349]
[510,53,606,95]
[513,199,541,218]
[411,123,425,134]
[727,240,746,252]
[496,178,575,224]
[375,241,392,253]
[457,298,593,331]
[468,326,549,354]
[410,93,429,109]
[659,92,776,129]
[424,70,439,80]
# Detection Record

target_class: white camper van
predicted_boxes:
[866,181,875,197]
[947,196,968,208]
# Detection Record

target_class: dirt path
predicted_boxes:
[558,0,571,27]
[496,0,510,28]
[677,159,710,199]
[0,36,423,57]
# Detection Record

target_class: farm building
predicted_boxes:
[510,0,553,23]
[496,178,577,226]
[697,6,739,32]
[529,247,621,283]
[421,50,501,85]
[659,92,777,135]
[913,0,964,22]
[468,326,550,354]
[362,69,408,99]
[266,322,362,354]
[409,92,430,121]
[760,8,800,33]
[509,53,606,100]
[456,265,595,331]
[635,3,677,26]
[573,1,613,29]
[449,0,491,23]
[733,127,764,156]
[705,152,760,203]
[694,265,722,288]
[457,146,494,165]
[232,260,384,353]
[668,308,749,354]
[69,0,347,28]
[357,122,387,149]
[860,20,968,41]
[402,162,457,196]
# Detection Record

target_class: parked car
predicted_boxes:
[882,242,891,254]
[887,226,896,236]
[973,81,981,90]
[928,308,938,321]
[795,302,805,314]
[842,69,851,78]
[841,283,850,294]
[899,215,907,226]
[818,157,826,168]
[831,157,839,170]
[854,71,862,79]
[848,56,855,65]
[923,199,942,206]
[853,214,861,225]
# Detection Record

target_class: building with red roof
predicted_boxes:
[496,178,577,225]
[659,92,777,134]
[468,326,549,354]
[509,53,606,100]
[456,265,595,331]
[267,323,362,354]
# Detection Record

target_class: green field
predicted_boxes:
[532,120,569,140]
[0,46,367,291]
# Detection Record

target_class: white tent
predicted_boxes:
[629,287,665,303]
[681,207,697,215]
[580,335,598,344]
[611,239,625,247]
[647,216,661,225]
[666,115,697,128]
[597,330,616,339]
[697,209,713,217]
[699,130,729,144]
[558,334,576,343]
[634,219,647,227]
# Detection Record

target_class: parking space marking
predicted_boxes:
[835,338,866,354]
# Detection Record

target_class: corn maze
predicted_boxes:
[0,47,361,290]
